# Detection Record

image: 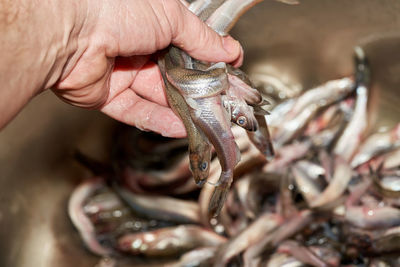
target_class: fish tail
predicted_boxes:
[208,171,233,217]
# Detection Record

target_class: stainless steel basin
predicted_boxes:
[1,1,399,266]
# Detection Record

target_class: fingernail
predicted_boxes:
[222,36,241,57]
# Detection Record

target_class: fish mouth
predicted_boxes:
[245,120,259,132]
[195,178,207,187]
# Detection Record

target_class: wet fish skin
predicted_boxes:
[169,247,217,267]
[351,124,400,168]
[284,77,354,122]
[114,185,201,225]
[292,163,322,205]
[226,66,263,105]
[159,54,212,186]
[68,178,113,256]
[310,157,352,209]
[189,0,228,21]
[166,0,264,217]
[166,63,228,99]
[277,240,329,267]
[248,112,275,160]
[345,205,400,230]
[274,78,355,148]
[214,213,282,267]
[334,47,370,161]
[117,225,226,257]
[206,0,264,36]
[370,165,400,198]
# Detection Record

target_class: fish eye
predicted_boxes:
[199,161,208,171]
[237,116,247,126]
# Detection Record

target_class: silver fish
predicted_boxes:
[114,186,201,224]
[351,124,400,168]
[310,157,352,209]
[214,213,282,267]
[68,178,113,256]
[334,47,370,161]
[117,225,226,257]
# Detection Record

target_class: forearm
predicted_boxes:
[0,0,86,127]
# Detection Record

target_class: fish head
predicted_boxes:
[231,101,259,131]
[189,143,212,186]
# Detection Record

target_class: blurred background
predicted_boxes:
[1,0,400,266]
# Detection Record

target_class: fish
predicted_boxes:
[117,225,226,257]
[351,124,400,168]
[333,46,370,161]
[169,247,218,267]
[222,92,259,131]
[285,77,354,122]
[291,162,323,205]
[310,157,352,209]
[274,77,355,147]
[247,111,275,159]
[214,213,282,267]
[68,178,113,256]
[159,55,212,186]
[345,205,400,230]
[114,185,201,224]
[243,210,313,267]
[370,164,400,198]
[264,253,304,267]
[263,140,311,173]
[382,147,400,169]
[277,240,330,267]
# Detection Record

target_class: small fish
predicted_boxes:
[334,47,370,161]
[310,157,352,209]
[291,163,322,205]
[277,240,329,267]
[117,225,226,257]
[351,124,400,168]
[159,55,212,186]
[114,186,201,224]
[248,112,275,160]
[214,213,282,267]
[68,178,113,256]
[243,210,313,266]
[169,247,218,267]
[382,147,400,170]
[345,205,400,230]
[370,164,400,198]
[274,78,355,147]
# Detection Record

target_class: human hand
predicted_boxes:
[51,0,243,137]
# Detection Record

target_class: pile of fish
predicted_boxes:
[68,44,400,266]
[67,0,400,266]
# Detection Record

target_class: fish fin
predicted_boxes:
[259,98,271,106]
[254,107,270,116]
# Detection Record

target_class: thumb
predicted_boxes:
[165,1,243,65]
